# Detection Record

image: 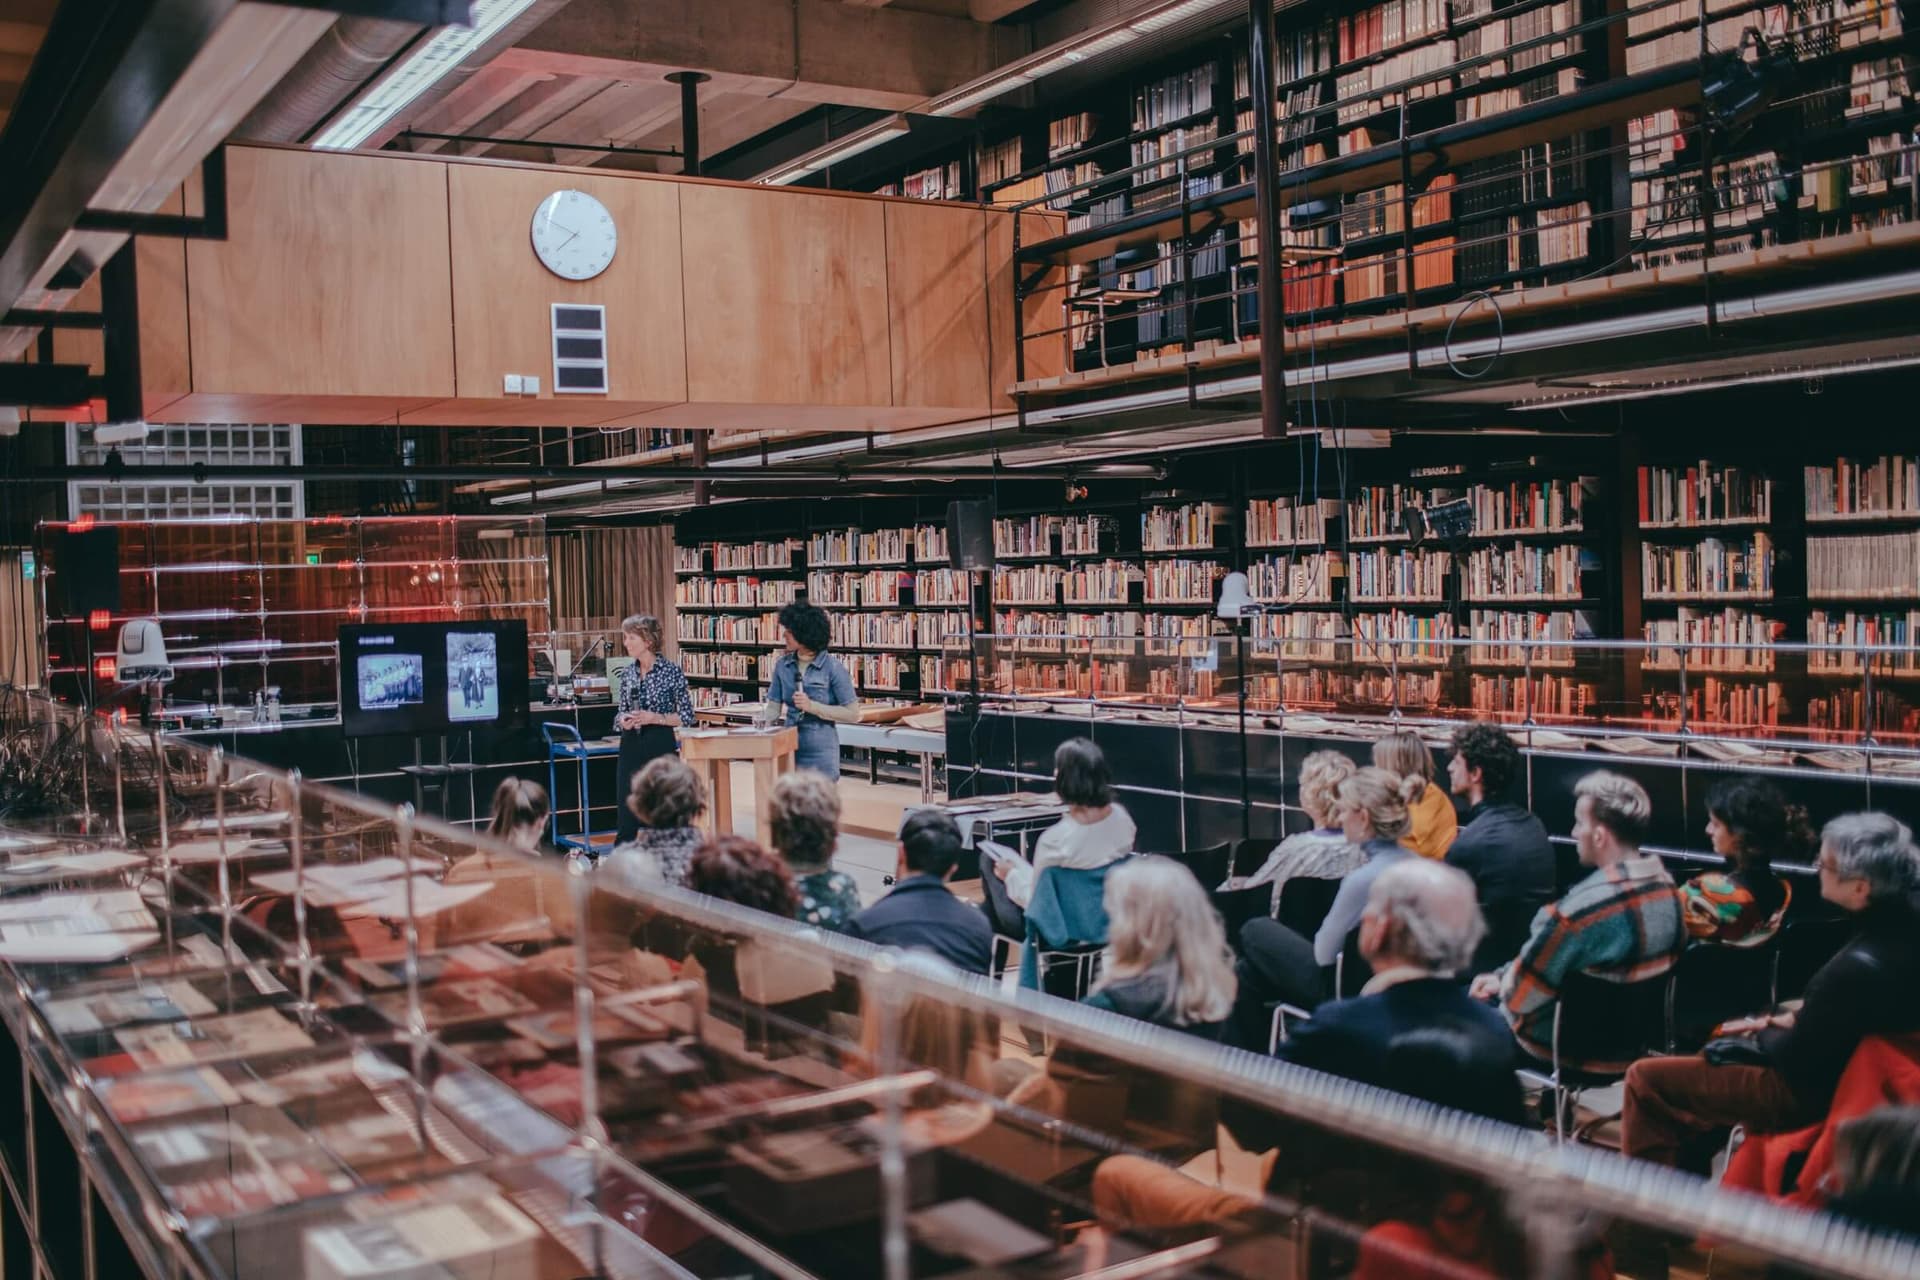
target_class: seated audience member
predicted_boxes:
[1469,770,1683,1072]
[997,737,1135,909]
[601,756,708,890]
[1093,860,1532,1235]
[687,835,798,915]
[1827,1105,1920,1237]
[684,835,835,1018]
[1623,813,1920,1172]
[1443,722,1555,976]
[484,777,551,852]
[1373,730,1458,860]
[766,769,862,932]
[845,810,993,975]
[1680,776,1807,945]
[1085,855,1237,1039]
[1230,768,1418,1035]
[1236,750,1363,895]
[1279,859,1524,1124]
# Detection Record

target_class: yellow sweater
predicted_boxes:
[1402,781,1459,859]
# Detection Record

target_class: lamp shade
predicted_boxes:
[114,619,174,683]
[1216,571,1254,619]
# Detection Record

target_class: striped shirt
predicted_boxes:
[1499,853,1684,1068]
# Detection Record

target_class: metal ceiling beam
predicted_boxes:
[23,461,1162,484]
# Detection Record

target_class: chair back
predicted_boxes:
[1554,971,1673,1075]
[1214,885,1274,953]
[1168,841,1234,891]
[1228,836,1273,879]
[1775,915,1854,1004]
[1276,875,1342,939]
[1669,938,1781,1052]
[1017,860,1122,991]
[975,844,1027,942]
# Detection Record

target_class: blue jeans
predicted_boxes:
[793,719,842,780]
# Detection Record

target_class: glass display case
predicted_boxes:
[0,688,1911,1279]
[37,517,550,723]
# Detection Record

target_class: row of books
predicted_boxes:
[1468,607,1591,667]
[1808,609,1920,672]
[1628,108,1696,175]
[1145,559,1225,603]
[1049,111,1097,159]
[1624,0,1764,39]
[1336,0,1453,65]
[1334,39,1457,121]
[1350,547,1454,601]
[1807,530,1920,600]
[1132,124,1221,186]
[1628,9,1787,74]
[1806,455,1920,519]
[675,576,797,609]
[1062,515,1112,556]
[1647,679,1784,730]
[1470,476,1589,533]
[807,571,858,607]
[897,161,962,202]
[1810,688,1920,739]
[1463,542,1587,600]
[852,653,911,690]
[1141,503,1227,551]
[692,687,744,709]
[679,614,779,645]
[1642,608,1782,673]
[1638,461,1774,527]
[1457,67,1585,122]
[712,540,795,571]
[1471,671,1596,718]
[1248,497,1343,546]
[916,569,971,606]
[979,136,1023,189]
[1133,65,1215,134]
[831,612,918,651]
[1251,552,1345,604]
[673,547,704,574]
[1642,533,1776,598]
[1631,153,1782,242]
[994,515,1060,558]
[682,650,757,681]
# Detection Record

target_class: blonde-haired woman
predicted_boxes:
[1311,767,1425,966]
[1239,751,1364,899]
[1371,730,1457,859]
[1089,855,1237,1038]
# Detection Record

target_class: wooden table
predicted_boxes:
[679,727,797,839]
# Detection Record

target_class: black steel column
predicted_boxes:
[667,72,710,176]
[1247,0,1288,438]
[99,241,141,425]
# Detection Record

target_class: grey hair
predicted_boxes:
[767,769,842,872]
[1365,859,1486,975]
[1097,856,1237,1027]
[1821,812,1920,901]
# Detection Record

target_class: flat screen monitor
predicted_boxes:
[339,620,528,738]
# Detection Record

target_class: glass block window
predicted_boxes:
[67,423,303,521]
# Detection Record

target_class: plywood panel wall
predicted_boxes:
[885,203,990,410]
[678,183,892,407]
[185,147,455,399]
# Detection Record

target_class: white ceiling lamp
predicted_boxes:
[1130,0,1228,34]
[1023,29,1140,79]
[311,0,539,150]
[762,117,912,185]
[926,72,1036,118]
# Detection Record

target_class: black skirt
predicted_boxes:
[614,723,679,844]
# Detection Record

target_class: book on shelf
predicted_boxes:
[1349,547,1452,601]
[1642,608,1783,672]
[1351,609,1457,666]
[1468,607,1593,667]
[1132,62,1216,134]
[1641,532,1775,598]
[1471,672,1597,719]
[1806,455,1920,520]
[1807,529,1920,600]
[1464,542,1590,601]
[807,571,860,607]
[914,568,972,607]
[808,528,859,565]
[901,159,963,201]
[1639,460,1774,526]
[1250,552,1344,604]
[673,547,704,574]
[979,135,1024,189]
[1060,514,1113,556]
[1347,483,1456,541]
[714,540,794,571]
[1808,609,1920,672]
[1628,6,1790,72]
[1064,559,1141,605]
[1468,476,1591,533]
[1459,67,1586,122]
[859,569,905,606]
[1049,111,1099,158]
[854,653,910,690]
[1144,558,1225,603]
[1248,496,1342,546]
[1141,502,1227,551]
[693,688,744,710]
[1645,678,1784,731]
[913,524,950,563]
[994,515,1061,558]
[993,564,1065,605]
[859,528,910,564]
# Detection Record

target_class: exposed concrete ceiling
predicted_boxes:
[0,0,57,135]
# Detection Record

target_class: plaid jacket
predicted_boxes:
[1499,853,1684,1066]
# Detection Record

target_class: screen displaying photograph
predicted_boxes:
[356,653,424,710]
[446,631,499,723]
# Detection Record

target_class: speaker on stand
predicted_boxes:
[946,500,994,798]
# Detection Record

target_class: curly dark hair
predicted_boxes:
[1707,776,1815,875]
[778,601,832,653]
[687,836,798,917]
[1449,722,1522,799]
[630,755,707,829]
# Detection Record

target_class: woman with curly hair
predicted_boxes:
[764,601,859,779]
[1682,776,1810,945]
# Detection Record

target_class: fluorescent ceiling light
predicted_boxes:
[1130,0,1225,33]
[311,0,537,150]
[1511,353,1920,409]
[1023,29,1139,78]
[762,117,911,184]
[927,73,1035,118]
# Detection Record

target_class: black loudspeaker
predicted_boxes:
[48,527,122,618]
[946,500,994,571]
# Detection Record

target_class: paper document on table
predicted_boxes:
[339,878,495,919]
[0,888,149,922]
[0,850,145,877]
[176,811,291,835]
[251,857,442,905]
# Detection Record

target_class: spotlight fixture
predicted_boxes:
[1701,29,1795,140]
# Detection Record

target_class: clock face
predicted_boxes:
[530,189,617,280]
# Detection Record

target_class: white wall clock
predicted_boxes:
[530,189,617,281]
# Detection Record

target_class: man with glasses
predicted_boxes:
[1622,811,1920,1171]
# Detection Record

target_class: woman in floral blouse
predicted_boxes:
[612,614,695,845]
[766,769,861,932]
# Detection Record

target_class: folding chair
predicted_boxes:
[1515,970,1675,1141]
